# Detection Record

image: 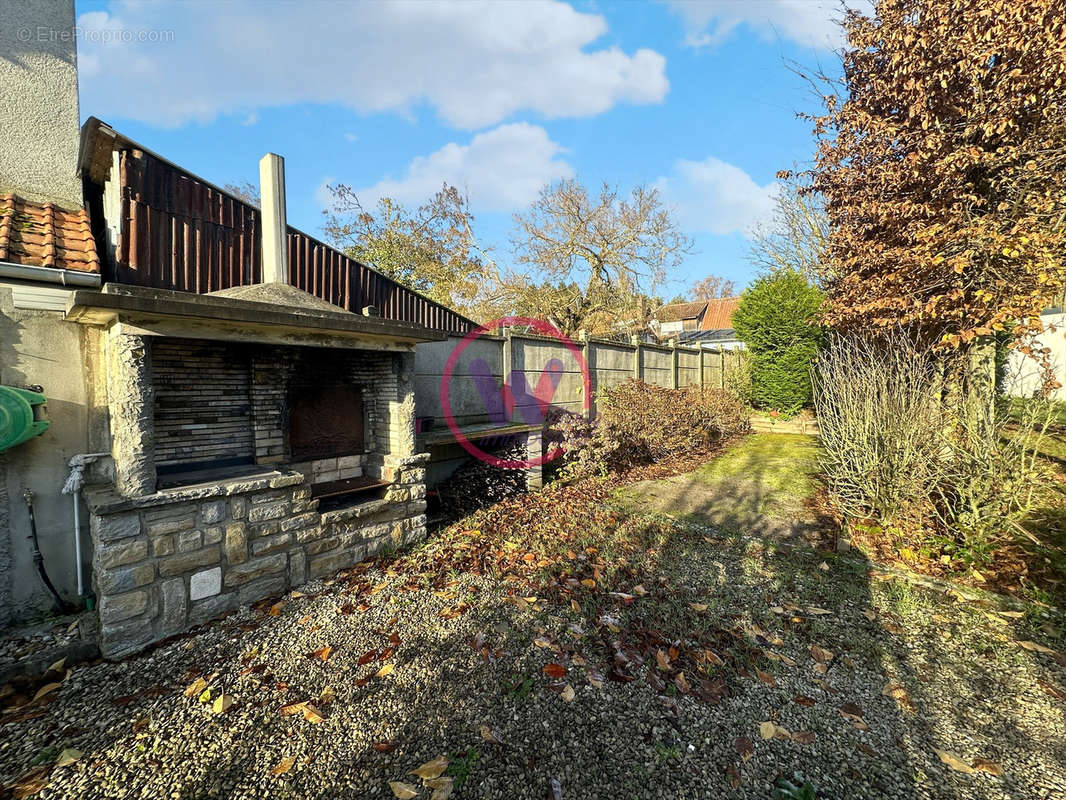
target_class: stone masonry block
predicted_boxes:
[280,512,319,533]
[248,501,287,523]
[200,501,227,525]
[151,535,175,557]
[203,526,223,546]
[224,523,248,565]
[224,553,287,587]
[98,562,155,594]
[289,549,307,586]
[251,533,291,557]
[94,512,141,542]
[99,590,149,624]
[160,578,188,634]
[231,496,248,520]
[98,538,148,570]
[177,530,202,552]
[190,567,222,601]
[158,547,221,578]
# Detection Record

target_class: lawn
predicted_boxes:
[617,433,831,542]
[2,434,1065,800]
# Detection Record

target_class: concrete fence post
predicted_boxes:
[258,153,288,284]
[719,348,727,390]
[670,338,679,389]
[578,329,592,420]
[631,334,642,382]
[698,347,705,388]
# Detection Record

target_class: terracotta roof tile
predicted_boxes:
[0,194,99,273]
[700,296,740,330]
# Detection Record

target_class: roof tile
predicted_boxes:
[700,297,740,330]
[0,194,99,273]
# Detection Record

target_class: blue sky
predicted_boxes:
[74,0,847,298]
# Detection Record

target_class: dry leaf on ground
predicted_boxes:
[388,781,419,799]
[937,750,975,774]
[270,756,295,776]
[411,756,449,780]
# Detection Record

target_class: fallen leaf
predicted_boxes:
[543,663,567,678]
[8,767,49,799]
[269,602,285,616]
[690,603,708,612]
[704,649,725,666]
[388,780,420,799]
[937,750,975,774]
[32,682,61,702]
[794,695,817,707]
[308,645,332,661]
[479,724,504,744]
[839,702,867,730]
[810,645,834,665]
[376,663,395,679]
[55,748,81,767]
[46,658,66,674]
[632,584,649,596]
[319,686,336,705]
[271,756,295,776]
[806,607,833,616]
[791,730,817,745]
[411,755,449,780]
[972,758,1004,777]
[735,736,754,762]
[560,684,576,702]
[818,561,830,572]
[881,681,912,708]
[655,650,672,671]
[674,672,690,693]
[374,741,399,753]
[756,669,777,686]
[212,694,234,714]
[759,721,777,740]
[425,776,454,800]
[1037,679,1066,701]
[858,742,878,758]
[862,607,877,622]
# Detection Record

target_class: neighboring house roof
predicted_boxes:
[700,297,741,331]
[655,300,707,323]
[0,194,100,273]
[77,117,475,335]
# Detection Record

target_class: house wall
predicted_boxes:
[0,0,83,210]
[0,286,108,625]
[1006,312,1066,401]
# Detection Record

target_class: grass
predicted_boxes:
[615,433,827,539]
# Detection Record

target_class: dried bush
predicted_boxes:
[813,332,1055,555]
[551,380,750,478]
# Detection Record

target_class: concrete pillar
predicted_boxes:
[502,327,514,422]
[578,329,592,419]
[631,335,642,382]
[524,430,543,491]
[698,347,706,388]
[259,153,288,284]
[107,330,156,497]
[670,338,679,389]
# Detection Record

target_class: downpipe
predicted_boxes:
[23,489,75,614]
[62,452,109,609]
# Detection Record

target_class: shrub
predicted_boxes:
[813,331,1055,556]
[551,380,750,478]
[732,270,823,412]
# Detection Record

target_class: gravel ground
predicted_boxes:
[1,525,1064,800]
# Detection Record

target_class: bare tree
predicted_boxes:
[323,183,499,316]
[223,180,260,208]
[511,179,693,333]
[689,275,737,300]
[748,174,828,285]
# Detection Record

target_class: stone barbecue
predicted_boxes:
[65,282,443,657]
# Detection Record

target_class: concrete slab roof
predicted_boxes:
[65,283,447,348]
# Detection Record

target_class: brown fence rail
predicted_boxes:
[108,147,474,334]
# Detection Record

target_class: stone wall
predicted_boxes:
[87,454,428,658]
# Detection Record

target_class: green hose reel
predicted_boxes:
[0,386,50,452]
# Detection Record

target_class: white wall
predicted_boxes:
[1006,312,1066,400]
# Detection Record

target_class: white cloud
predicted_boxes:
[663,0,869,50]
[343,132,359,143]
[77,0,668,129]
[657,156,778,238]
[350,123,573,213]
